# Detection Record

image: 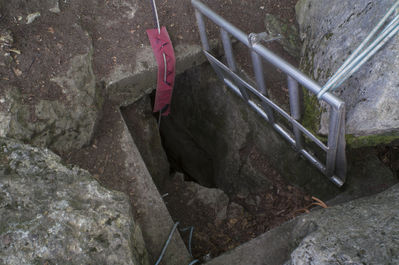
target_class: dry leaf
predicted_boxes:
[12,67,22,76]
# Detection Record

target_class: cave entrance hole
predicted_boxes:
[120,63,331,261]
[121,59,398,262]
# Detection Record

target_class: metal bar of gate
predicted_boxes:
[288,76,304,151]
[192,0,343,108]
[220,28,249,101]
[194,9,210,51]
[192,0,347,186]
[251,50,275,124]
[204,51,328,152]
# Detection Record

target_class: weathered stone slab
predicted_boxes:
[121,96,170,188]
[296,0,399,146]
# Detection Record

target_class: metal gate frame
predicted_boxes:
[192,0,347,187]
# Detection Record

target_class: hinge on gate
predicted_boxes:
[248,32,282,46]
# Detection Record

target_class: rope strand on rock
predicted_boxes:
[317,1,399,99]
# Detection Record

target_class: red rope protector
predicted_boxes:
[146,26,176,116]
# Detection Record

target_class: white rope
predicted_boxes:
[317,1,399,99]
[150,0,168,126]
[151,0,161,34]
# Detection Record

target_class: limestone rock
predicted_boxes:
[5,48,100,153]
[0,137,149,265]
[186,182,229,222]
[48,0,60,13]
[26,12,40,24]
[296,0,399,146]
[0,4,102,153]
[173,173,230,223]
[286,183,399,265]
[205,184,399,265]
[121,96,170,188]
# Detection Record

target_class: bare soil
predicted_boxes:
[61,101,130,193]
[1,0,297,112]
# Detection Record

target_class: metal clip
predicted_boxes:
[248,32,282,46]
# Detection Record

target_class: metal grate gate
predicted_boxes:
[192,0,347,187]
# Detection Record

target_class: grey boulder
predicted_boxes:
[286,183,399,265]
[0,21,101,153]
[0,137,148,265]
[296,0,399,146]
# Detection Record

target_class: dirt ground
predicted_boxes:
[1,0,297,109]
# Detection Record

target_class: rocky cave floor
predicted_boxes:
[161,173,313,260]
[57,0,399,262]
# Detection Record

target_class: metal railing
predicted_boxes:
[192,0,347,187]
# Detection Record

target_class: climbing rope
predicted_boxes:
[317,1,399,99]
[154,221,200,265]
[154,221,180,265]
[188,259,200,265]
[180,226,195,257]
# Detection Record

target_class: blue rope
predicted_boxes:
[188,259,200,265]
[180,226,195,257]
[155,221,180,265]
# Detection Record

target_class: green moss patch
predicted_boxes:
[302,90,322,135]
[347,133,399,148]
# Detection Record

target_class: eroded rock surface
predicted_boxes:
[0,2,101,153]
[296,0,399,146]
[0,137,149,265]
[286,183,399,265]
[205,184,399,265]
